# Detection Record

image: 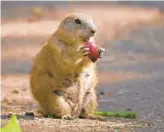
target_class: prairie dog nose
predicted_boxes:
[91,30,96,34]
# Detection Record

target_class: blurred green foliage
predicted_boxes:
[1,115,22,132]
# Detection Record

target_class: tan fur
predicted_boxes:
[30,13,105,120]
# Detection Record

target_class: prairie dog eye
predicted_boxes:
[75,19,81,24]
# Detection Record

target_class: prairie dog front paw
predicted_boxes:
[78,45,90,56]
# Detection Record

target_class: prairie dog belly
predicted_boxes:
[80,64,97,106]
[80,64,97,94]
[64,63,97,106]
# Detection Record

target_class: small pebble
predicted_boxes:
[126,108,132,111]
[99,91,105,96]
[25,112,35,117]
[12,89,19,94]
[7,113,12,118]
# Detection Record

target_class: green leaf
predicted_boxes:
[1,115,22,132]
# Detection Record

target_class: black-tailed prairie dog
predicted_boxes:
[30,13,105,120]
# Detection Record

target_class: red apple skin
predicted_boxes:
[85,42,99,62]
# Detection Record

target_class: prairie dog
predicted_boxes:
[30,13,105,120]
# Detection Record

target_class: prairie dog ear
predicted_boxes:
[62,17,74,28]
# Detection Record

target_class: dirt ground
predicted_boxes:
[1,2,164,132]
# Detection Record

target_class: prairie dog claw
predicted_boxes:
[98,47,105,58]
[62,115,76,120]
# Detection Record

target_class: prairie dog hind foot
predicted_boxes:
[62,115,77,120]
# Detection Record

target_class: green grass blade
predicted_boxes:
[95,111,136,119]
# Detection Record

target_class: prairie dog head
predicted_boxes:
[57,13,97,44]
